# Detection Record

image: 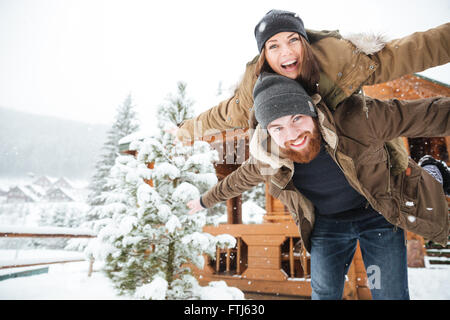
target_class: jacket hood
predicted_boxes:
[343,32,388,55]
[249,124,293,170]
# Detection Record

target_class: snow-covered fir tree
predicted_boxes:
[86,93,140,220]
[86,82,243,300]
[66,94,139,253]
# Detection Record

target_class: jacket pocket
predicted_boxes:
[400,162,421,212]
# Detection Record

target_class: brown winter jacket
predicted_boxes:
[177,23,450,176]
[200,94,450,253]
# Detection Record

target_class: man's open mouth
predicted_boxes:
[290,135,307,148]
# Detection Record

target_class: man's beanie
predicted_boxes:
[253,73,317,129]
[254,9,308,53]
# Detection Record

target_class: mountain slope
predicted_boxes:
[0,107,109,180]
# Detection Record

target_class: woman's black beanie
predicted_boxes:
[254,9,308,53]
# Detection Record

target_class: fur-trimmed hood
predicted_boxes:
[343,32,388,55]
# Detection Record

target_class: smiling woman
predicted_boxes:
[256,32,320,96]
[254,10,321,96]
[265,32,302,72]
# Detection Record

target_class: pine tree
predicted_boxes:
[87,82,243,300]
[86,94,140,220]
[66,94,139,253]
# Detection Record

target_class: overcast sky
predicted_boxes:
[0,0,449,128]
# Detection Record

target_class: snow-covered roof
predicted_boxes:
[7,186,40,202]
[25,184,46,197]
[414,73,449,88]
[52,177,73,189]
[46,186,88,203]
[45,187,75,202]
[118,128,155,146]
[416,67,450,87]
[32,176,53,188]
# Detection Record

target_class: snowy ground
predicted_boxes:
[0,250,127,300]
[0,250,448,300]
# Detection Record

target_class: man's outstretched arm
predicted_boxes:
[186,157,265,214]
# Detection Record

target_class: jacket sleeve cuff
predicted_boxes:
[199,196,207,209]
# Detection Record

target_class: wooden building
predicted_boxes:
[6,186,39,203]
[119,73,449,299]
[190,73,450,300]
[32,176,53,190]
[45,187,75,202]
[52,177,73,189]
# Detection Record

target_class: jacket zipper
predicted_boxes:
[331,134,345,172]
[361,88,369,119]
[383,144,392,196]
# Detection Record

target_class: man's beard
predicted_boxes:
[280,122,321,164]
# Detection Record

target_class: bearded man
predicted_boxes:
[187,73,450,300]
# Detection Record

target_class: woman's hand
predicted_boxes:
[187,198,204,215]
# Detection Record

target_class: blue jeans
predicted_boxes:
[310,207,410,300]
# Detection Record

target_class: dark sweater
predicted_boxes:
[293,144,369,219]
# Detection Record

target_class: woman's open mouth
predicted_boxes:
[281,60,298,72]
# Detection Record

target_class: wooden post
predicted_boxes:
[301,245,308,277]
[88,258,94,277]
[265,184,272,213]
[216,247,220,273]
[289,237,295,278]
[236,238,241,275]
[227,196,242,224]
[226,248,231,274]
[407,232,426,268]
[240,235,287,281]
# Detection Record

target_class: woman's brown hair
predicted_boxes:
[255,36,320,95]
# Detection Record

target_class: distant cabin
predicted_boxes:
[45,187,75,202]
[32,176,53,190]
[52,177,73,189]
[25,184,46,198]
[6,186,39,203]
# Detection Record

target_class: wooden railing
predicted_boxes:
[0,225,96,276]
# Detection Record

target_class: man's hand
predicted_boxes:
[187,198,204,215]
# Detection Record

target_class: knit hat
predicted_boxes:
[254,9,308,53]
[253,73,317,129]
